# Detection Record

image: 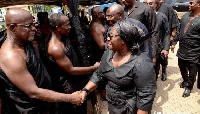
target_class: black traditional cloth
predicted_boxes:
[0,41,55,114]
[124,1,158,58]
[156,12,170,56]
[90,50,156,113]
[172,12,200,63]
[40,33,86,114]
[157,3,179,33]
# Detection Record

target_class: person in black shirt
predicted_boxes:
[122,0,159,64]
[172,0,200,97]
[145,0,170,81]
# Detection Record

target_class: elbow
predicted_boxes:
[26,88,40,99]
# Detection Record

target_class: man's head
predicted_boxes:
[122,0,136,7]
[145,0,158,10]
[159,0,164,3]
[37,12,49,25]
[49,13,71,36]
[6,8,36,42]
[116,0,125,6]
[91,6,105,21]
[106,4,125,26]
[189,0,200,11]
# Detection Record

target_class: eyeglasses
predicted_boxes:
[10,23,35,28]
[108,34,120,39]
[145,2,155,5]
[106,12,120,19]
[189,2,199,5]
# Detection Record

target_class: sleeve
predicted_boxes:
[145,7,159,58]
[171,18,181,46]
[162,15,170,50]
[89,50,109,87]
[134,58,156,111]
[170,8,179,30]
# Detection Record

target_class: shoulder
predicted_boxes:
[48,42,65,59]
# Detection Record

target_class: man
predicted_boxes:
[89,6,107,65]
[172,0,200,97]
[116,0,125,6]
[40,13,99,114]
[0,8,83,114]
[156,0,179,44]
[122,0,159,64]
[106,4,152,59]
[145,0,170,81]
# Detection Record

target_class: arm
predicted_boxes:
[134,58,156,112]
[170,9,179,42]
[145,7,159,60]
[90,25,105,50]
[49,45,99,75]
[0,51,81,104]
[161,15,170,57]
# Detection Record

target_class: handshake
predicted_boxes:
[69,89,89,106]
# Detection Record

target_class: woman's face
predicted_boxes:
[107,27,124,51]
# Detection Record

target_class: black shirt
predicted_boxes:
[156,12,170,55]
[173,12,200,62]
[157,3,179,33]
[90,50,156,113]
[124,2,158,58]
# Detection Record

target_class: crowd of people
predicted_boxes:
[0,0,199,114]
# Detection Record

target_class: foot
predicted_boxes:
[161,73,167,81]
[182,88,191,98]
[180,81,187,88]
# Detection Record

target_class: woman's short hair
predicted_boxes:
[49,13,65,30]
[113,19,146,52]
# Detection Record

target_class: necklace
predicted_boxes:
[7,35,23,47]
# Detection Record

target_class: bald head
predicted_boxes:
[91,6,102,16]
[6,8,32,26]
[107,4,124,15]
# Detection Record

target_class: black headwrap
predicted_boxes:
[113,19,146,52]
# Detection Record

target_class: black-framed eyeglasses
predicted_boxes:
[108,34,120,39]
[10,23,35,28]
[189,2,199,5]
[106,12,120,19]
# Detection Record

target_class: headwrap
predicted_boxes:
[113,19,146,52]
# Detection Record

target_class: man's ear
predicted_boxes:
[9,25,16,33]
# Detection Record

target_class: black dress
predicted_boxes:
[90,50,156,114]
[0,42,55,114]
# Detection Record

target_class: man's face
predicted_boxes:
[106,9,121,26]
[189,0,199,11]
[122,0,134,7]
[97,8,105,20]
[145,0,157,10]
[159,0,164,3]
[59,16,71,36]
[14,16,36,42]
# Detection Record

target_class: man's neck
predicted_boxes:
[52,31,62,42]
[127,1,136,12]
[191,10,200,17]
[7,34,24,49]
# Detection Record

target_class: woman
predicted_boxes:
[81,20,156,114]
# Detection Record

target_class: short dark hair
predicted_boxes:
[49,13,65,30]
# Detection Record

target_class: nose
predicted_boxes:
[31,26,37,31]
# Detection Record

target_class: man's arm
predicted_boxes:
[49,45,99,75]
[90,24,105,50]
[0,51,82,104]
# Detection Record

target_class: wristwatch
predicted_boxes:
[81,87,90,95]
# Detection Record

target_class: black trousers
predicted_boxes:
[178,58,198,90]
[197,64,200,89]
[155,56,168,77]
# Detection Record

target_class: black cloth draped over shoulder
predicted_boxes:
[0,40,55,114]
[39,33,84,94]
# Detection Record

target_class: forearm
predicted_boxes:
[137,109,147,114]
[67,66,97,75]
[85,81,98,92]
[28,88,72,102]
[171,27,177,38]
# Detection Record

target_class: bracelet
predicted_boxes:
[81,87,90,95]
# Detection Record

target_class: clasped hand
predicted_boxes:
[70,91,87,106]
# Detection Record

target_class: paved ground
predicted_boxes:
[88,44,200,114]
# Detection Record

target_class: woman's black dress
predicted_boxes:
[90,50,157,114]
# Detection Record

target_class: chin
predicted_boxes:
[28,37,34,41]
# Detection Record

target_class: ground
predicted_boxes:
[88,43,200,114]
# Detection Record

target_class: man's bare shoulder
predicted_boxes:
[0,48,27,72]
[48,42,65,59]
[90,22,105,33]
